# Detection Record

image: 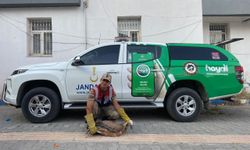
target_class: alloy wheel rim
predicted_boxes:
[28,95,51,117]
[175,95,196,117]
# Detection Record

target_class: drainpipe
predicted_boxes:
[83,0,88,50]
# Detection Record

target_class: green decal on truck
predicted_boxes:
[132,52,154,97]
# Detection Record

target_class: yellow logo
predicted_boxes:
[90,67,98,82]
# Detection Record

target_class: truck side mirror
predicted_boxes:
[71,56,83,66]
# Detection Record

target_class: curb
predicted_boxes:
[1,132,250,144]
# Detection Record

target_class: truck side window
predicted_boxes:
[80,45,120,65]
[169,46,228,61]
[127,45,161,63]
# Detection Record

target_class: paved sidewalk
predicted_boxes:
[1,141,250,150]
[1,105,250,134]
[0,104,250,149]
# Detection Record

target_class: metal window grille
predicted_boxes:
[29,19,52,56]
[209,24,228,49]
[118,17,141,42]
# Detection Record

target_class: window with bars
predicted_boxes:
[209,24,228,49]
[117,17,141,42]
[29,18,52,56]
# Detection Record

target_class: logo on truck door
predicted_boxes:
[76,67,98,94]
[136,64,151,78]
[90,67,98,82]
[184,62,197,75]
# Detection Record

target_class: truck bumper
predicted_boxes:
[1,80,17,106]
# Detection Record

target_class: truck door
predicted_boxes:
[121,44,167,101]
[65,44,123,101]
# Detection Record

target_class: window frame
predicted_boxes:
[28,18,52,57]
[209,23,230,50]
[117,16,141,42]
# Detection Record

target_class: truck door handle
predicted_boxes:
[108,70,119,74]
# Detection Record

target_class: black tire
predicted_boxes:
[166,88,202,122]
[21,87,60,123]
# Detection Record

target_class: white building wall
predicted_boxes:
[0,0,203,93]
[203,17,250,83]
[0,6,87,94]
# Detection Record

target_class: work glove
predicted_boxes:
[85,113,97,135]
[117,108,133,126]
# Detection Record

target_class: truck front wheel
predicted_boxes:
[166,88,202,122]
[21,87,60,123]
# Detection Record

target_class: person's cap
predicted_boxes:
[101,73,112,82]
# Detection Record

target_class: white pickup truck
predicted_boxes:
[1,42,244,123]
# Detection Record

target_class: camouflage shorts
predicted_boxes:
[93,101,119,120]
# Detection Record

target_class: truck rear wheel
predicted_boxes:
[166,88,202,122]
[21,87,60,123]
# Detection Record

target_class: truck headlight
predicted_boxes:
[11,69,28,76]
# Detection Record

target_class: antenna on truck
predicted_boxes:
[214,38,244,46]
